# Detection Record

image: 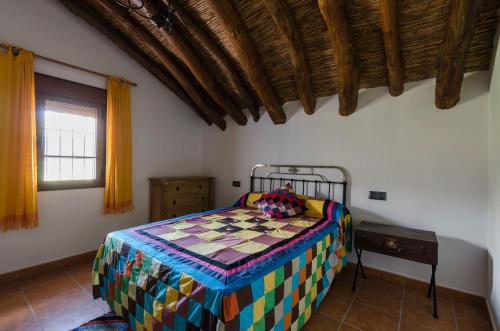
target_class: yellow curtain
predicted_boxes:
[104,77,133,214]
[0,47,38,232]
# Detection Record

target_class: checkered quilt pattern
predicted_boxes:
[254,192,307,219]
[91,199,351,331]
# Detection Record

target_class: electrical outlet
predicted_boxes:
[232,181,241,187]
[369,191,387,201]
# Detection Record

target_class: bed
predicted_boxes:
[92,164,352,331]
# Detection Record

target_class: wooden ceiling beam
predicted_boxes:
[93,0,226,130]
[171,3,261,122]
[142,0,247,126]
[57,0,213,125]
[435,0,482,109]
[379,0,404,97]
[206,0,286,124]
[318,0,359,116]
[263,0,316,115]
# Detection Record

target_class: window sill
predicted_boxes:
[37,180,105,191]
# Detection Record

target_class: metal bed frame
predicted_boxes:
[250,164,348,205]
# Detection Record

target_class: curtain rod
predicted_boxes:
[0,43,138,87]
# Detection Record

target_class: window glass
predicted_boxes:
[43,101,97,181]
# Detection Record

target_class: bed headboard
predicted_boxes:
[250,164,348,205]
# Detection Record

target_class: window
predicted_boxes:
[35,74,106,190]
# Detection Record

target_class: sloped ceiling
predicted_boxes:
[60,0,500,130]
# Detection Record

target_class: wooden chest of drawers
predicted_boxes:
[149,176,214,222]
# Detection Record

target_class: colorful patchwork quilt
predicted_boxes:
[92,198,351,331]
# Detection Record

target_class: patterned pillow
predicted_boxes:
[255,192,307,219]
[267,187,295,198]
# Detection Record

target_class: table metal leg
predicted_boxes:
[427,265,438,319]
[426,267,434,298]
[352,248,366,291]
[359,251,367,279]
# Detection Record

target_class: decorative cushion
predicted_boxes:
[234,184,295,209]
[266,187,295,199]
[303,197,327,218]
[233,192,266,208]
[254,191,307,219]
[233,191,336,221]
[246,192,265,207]
[255,183,295,198]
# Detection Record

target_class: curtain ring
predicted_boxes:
[10,46,21,56]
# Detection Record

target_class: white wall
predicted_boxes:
[201,73,490,296]
[0,0,203,273]
[488,31,500,329]
[0,0,495,301]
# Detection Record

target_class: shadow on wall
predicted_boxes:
[284,77,433,119]
[487,251,493,299]
[271,70,487,122]
[357,86,391,111]
[486,251,500,329]
[356,79,426,113]
[354,72,487,113]
[281,95,336,121]
[460,72,489,107]
[282,99,305,121]
[347,207,488,295]
[435,235,487,294]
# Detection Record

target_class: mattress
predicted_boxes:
[92,199,351,331]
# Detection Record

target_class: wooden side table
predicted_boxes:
[352,221,439,319]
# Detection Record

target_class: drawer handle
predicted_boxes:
[173,200,176,205]
[176,186,180,191]
[384,238,402,254]
[201,197,205,201]
[199,185,203,189]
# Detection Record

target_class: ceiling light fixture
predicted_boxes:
[112,0,176,34]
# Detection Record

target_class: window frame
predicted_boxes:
[35,74,107,191]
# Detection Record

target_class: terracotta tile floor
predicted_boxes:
[0,258,107,331]
[310,269,493,331]
[0,259,493,331]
